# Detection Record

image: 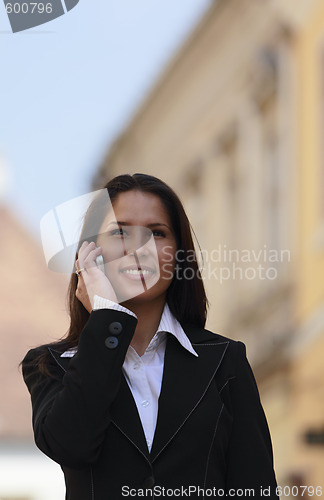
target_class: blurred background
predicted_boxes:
[1,0,324,498]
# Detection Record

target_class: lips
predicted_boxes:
[119,265,157,281]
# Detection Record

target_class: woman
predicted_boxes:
[22,173,279,499]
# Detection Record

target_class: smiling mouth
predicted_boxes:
[118,266,156,292]
[119,266,156,277]
[121,269,154,275]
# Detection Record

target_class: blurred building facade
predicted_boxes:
[0,155,67,499]
[93,0,324,490]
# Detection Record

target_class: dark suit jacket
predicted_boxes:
[22,309,279,500]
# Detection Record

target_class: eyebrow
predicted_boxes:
[107,221,171,229]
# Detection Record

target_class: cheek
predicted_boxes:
[99,241,123,262]
[159,243,176,265]
[158,244,176,279]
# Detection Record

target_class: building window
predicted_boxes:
[181,158,205,229]
[252,48,282,254]
[261,94,281,252]
[218,125,239,250]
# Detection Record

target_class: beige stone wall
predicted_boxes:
[94,0,324,487]
[96,0,297,364]
[0,207,69,438]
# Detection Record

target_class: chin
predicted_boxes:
[120,284,169,308]
[109,271,169,304]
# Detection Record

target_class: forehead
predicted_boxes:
[103,190,171,226]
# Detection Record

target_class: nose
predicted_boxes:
[133,244,150,258]
[127,227,152,256]
[128,243,150,259]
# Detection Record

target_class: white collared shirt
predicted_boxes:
[61,296,198,452]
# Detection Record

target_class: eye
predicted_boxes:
[109,228,128,237]
[152,230,166,238]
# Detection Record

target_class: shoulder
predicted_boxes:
[183,323,249,379]
[180,324,259,407]
[22,341,69,365]
[22,344,49,369]
[22,341,70,387]
[184,323,246,353]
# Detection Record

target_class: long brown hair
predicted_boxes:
[37,173,208,370]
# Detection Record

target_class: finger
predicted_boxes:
[78,241,95,263]
[76,246,102,280]
[83,246,102,269]
[77,242,97,271]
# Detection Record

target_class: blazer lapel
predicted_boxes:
[150,332,229,462]
[48,347,72,373]
[110,375,151,461]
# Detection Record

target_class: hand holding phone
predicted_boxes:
[76,242,118,309]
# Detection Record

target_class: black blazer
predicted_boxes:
[22,309,279,500]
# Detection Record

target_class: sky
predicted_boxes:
[0,0,212,243]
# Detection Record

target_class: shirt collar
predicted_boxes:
[154,303,198,357]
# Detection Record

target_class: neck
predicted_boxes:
[122,296,166,356]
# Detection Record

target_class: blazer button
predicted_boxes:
[142,476,155,489]
[105,336,119,349]
[109,321,123,335]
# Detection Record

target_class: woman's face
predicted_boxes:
[96,190,177,306]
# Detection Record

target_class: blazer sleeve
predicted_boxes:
[22,308,137,469]
[224,341,279,499]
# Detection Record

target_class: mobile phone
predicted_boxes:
[95,255,105,273]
